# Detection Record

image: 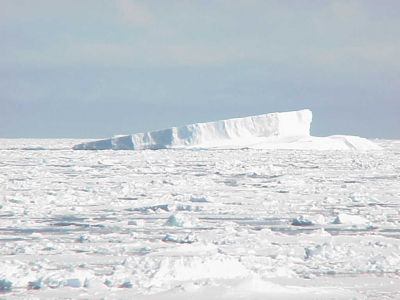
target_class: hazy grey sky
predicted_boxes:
[1,0,399,138]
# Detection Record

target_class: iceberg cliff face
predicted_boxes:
[73,110,312,150]
[73,109,381,151]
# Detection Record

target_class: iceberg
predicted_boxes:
[73,109,381,151]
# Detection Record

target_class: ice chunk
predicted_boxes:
[291,215,326,226]
[64,278,82,288]
[190,195,210,203]
[119,280,133,288]
[165,213,196,227]
[0,279,12,292]
[132,204,172,213]
[292,216,314,226]
[76,235,90,243]
[304,243,336,260]
[332,213,369,225]
[162,233,197,244]
[28,278,43,290]
[128,219,145,226]
[104,279,113,287]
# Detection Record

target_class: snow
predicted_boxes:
[0,138,399,299]
[73,109,381,151]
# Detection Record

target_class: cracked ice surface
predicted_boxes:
[0,139,399,299]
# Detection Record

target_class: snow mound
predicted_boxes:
[73,109,381,151]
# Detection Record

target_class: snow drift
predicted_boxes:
[73,109,380,151]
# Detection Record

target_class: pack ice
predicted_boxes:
[74,109,380,150]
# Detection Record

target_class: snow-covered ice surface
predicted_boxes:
[73,110,381,151]
[0,138,399,299]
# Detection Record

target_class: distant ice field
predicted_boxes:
[0,139,399,299]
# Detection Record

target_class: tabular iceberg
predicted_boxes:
[73,109,380,151]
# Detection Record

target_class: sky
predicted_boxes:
[1,0,399,138]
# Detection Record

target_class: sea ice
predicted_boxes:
[0,138,398,299]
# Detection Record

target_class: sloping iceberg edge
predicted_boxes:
[73,109,381,151]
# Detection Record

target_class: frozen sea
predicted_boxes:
[0,139,399,299]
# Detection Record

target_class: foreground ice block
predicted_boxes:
[73,109,381,150]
